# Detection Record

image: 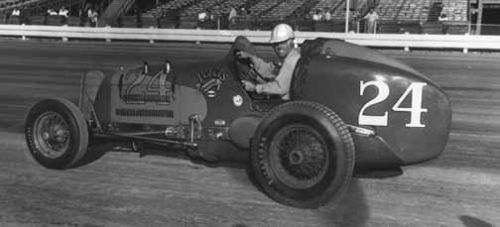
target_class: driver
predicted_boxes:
[237,23,301,101]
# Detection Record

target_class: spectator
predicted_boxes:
[207,9,214,21]
[59,6,69,24]
[88,8,98,27]
[228,7,237,24]
[198,9,208,22]
[363,8,379,33]
[78,6,86,26]
[312,9,321,21]
[11,8,20,16]
[59,6,69,17]
[47,8,58,16]
[324,8,331,21]
[438,12,448,21]
[319,9,326,20]
[438,12,449,34]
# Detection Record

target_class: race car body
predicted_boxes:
[25,38,451,209]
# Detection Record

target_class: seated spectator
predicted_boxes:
[47,8,58,16]
[59,6,69,24]
[438,13,449,34]
[207,9,214,21]
[198,9,208,22]
[319,9,326,20]
[312,9,322,21]
[11,8,20,16]
[324,8,331,21]
[438,13,448,21]
[59,6,69,18]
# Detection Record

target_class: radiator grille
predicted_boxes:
[121,94,170,104]
[115,108,174,118]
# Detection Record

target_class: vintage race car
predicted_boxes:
[25,38,451,209]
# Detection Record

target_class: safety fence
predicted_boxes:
[1,24,500,53]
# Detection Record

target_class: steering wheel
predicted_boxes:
[233,50,266,84]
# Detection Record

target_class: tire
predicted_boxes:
[250,101,355,209]
[25,98,89,169]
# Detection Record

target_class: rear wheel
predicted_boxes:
[250,101,355,208]
[25,98,89,169]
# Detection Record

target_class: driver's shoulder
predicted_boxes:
[289,47,302,59]
[285,47,302,63]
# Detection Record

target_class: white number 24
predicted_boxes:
[359,80,428,127]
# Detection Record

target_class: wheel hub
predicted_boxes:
[269,124,330,189]
[289,150,304,165]
[33,112,70,158]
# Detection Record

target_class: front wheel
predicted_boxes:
[250,101,355,209]
[25,98,89,169]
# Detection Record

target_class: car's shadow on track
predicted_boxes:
[224,160,368,226]
[73,138,116,168]
[323,179,369,227]
[233,167,369,226]
[77,141,369,227]
[75,139,247,169]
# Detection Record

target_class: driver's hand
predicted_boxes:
[236,51,253,60]
[241,80,256,92]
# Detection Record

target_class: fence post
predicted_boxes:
[62,25,69,42]
[149,26,155,43]
[21,24,26,40]
[105,25,111,42]
[195,27,201,45]
[403,32,410,51]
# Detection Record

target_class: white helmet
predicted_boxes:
[269,23,294,44]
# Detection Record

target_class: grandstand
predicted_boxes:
[247,0,282,17]
[375,0,430,21]
[0,0,82,25]
[334,0,368,19]
[311,0,344,13]
[143,0,197,17]
[182,0,223,17]
[261,0,306,20]
[440,0,468,21]
[0,0,38,13]
[209,0,247,16]
[142,0,470,26]
[0,0,473,34]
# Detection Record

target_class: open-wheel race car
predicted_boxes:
[25,38,451,209]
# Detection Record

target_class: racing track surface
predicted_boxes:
[0,39,499,227]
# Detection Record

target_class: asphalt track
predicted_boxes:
[0,39,499,227]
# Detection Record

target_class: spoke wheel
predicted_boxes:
[250,101,354,209]
[25,98,88,169]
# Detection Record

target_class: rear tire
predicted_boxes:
[250,101,355,208]
[25,98,89,169]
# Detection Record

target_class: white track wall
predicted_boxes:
[1,24,498,53]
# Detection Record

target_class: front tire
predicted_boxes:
[25,98,89,169]
[250,101,355,208]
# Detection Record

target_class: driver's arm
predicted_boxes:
[251,57,276,79]
[239,51,276,79]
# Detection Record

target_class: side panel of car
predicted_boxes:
[298,56,451,167]
[91,62,259,161]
